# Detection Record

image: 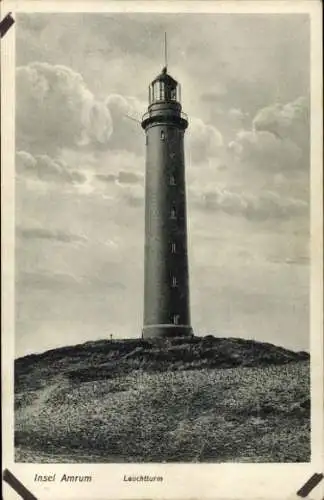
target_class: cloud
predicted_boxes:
[31,147,146,207]
[228,96,309,172]
[96,170,143,185]
[16,62,113,153]
[187,118,223,163]
[190,186,307,221]
[92,169,144,208]
[94,171,144,207]
[253,96,309,144]
[95,173,116,184]
[228,129,303,170]
[105,93,145,154]
[16,151,87,185]
[229,108,246,121]
[106,93,133,116]
[117,171,143,184]
[227,108,250,131]
[17,226,88,244]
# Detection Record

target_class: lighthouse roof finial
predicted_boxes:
[151,32,178,86]
[164,31,168,71]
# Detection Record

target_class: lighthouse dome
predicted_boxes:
[152,66,177,85]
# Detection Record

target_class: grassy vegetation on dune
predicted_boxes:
[15,360,310,463]
[15,336,308,389]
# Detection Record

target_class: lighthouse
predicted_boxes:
[141,64,193,339]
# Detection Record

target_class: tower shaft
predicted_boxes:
[141,71,192,339]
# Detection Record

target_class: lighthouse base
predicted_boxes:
[142,324,193,340]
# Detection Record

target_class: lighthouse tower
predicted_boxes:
[141,65,193,339]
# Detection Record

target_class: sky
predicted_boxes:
[15,13,310,357]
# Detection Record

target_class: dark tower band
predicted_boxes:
[141,67,193,339]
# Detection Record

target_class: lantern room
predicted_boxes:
[148,66,181,105]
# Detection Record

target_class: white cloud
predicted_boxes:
[16,151,87,185]
[229,108,247,121]
[190,185,307,221]
[17,226,88,244]
[253,96,309,144]
[187,118,223,163]
[228,96,309,173]
[105,93,145,154]
[16,62,113,153]
[228,129,302,170]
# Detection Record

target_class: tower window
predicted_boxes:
[172,276,178,288]
[154,82,160,101]
[161,130,165,141]
[160,82,165,100]
[173,314,180,325]
[171,242,176,253]
[145,135,148,146]
[169,175,176,186]
[170,208,176,219]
